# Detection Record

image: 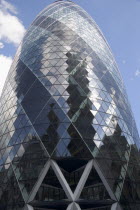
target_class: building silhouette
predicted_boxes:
[0,0,140,209]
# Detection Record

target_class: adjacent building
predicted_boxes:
[0,0,140,209]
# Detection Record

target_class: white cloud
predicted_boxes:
[0,54,12,96]
[0,0,17,14]
[0,1,25,96]
[0,0,26,46]
[0,42,4,48]
[135,69,140,76]
[122,60,126,64]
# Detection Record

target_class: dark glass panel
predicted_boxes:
[52,124,93,159]
[21,79,51,122]
[33,167,67,202]
[80,167,110,201]
[12,135,48,201]
[15,64,36,99]
[0,165,25,210]
[56,158,87,192]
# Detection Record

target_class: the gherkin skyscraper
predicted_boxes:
[0,0,140,210]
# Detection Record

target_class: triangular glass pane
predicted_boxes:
[79,166,111,207]
[56,157,87,192]
[30,166,68,210]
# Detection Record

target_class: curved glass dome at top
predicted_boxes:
[0,0,139,209]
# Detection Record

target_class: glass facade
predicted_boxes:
[0,1,140,209]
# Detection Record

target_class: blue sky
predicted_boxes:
[0,0,140,133]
